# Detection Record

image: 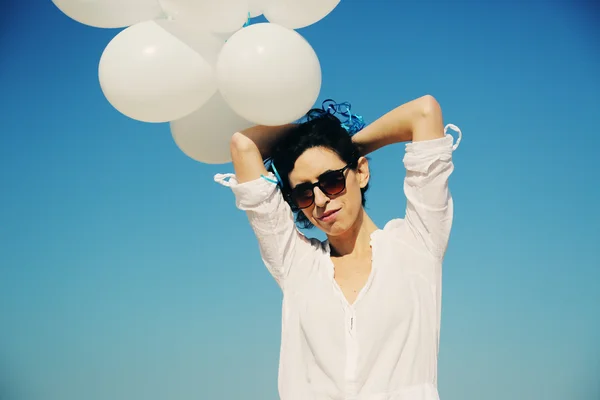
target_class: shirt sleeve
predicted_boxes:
[214,172,316,288]
[401,130,459,260]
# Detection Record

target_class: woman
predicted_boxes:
[215,95,461,400]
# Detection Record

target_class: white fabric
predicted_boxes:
[214,126,461,400]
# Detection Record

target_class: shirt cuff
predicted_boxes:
[214,172,279,210]
[403,135,454,174]
[405,134,454,153]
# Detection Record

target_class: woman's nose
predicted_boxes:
[313,187,330,207]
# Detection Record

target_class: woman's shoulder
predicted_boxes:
[379,218,444,262]
[379,218,414,245]
[381,218,406,233]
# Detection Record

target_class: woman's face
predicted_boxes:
[288,146,370,237]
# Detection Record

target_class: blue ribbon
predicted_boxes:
[243,12,251,27]
[321,99,366,135]
[262,157,284,187]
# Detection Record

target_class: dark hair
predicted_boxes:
[269,109,369,229]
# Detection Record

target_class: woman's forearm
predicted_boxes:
[352,95,445,156]
[237,124,298,159]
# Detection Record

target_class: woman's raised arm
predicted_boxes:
[351,94,443,155]
[230,124,295,183]
[352,95,459,260]
[216,124,317,289]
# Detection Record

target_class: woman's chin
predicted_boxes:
[318,220,350,237]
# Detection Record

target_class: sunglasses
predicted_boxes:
[288,163,353,209]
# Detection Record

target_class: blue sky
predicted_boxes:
[1,1,599,399]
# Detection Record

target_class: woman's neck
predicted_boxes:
[328,210,379,258]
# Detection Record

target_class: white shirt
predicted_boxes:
[215,127,461,400]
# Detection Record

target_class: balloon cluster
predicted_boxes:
[52,0,341,164]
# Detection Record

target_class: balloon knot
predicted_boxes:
[243,12,251,28]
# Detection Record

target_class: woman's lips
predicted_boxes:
[318,209,340,222]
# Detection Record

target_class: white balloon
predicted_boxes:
[216,23,321,126]
[99,20,217,123]
[154,19,225,66]
[159,0,249,33]
[264,0,340,29]
[171,92,254,164]
[52,0,163,29]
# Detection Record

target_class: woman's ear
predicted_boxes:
[356,156,370,189]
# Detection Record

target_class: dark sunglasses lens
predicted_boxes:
[320,171,346,195]
[292,186,314,209]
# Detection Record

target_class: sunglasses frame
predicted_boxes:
[288,163,353,209]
